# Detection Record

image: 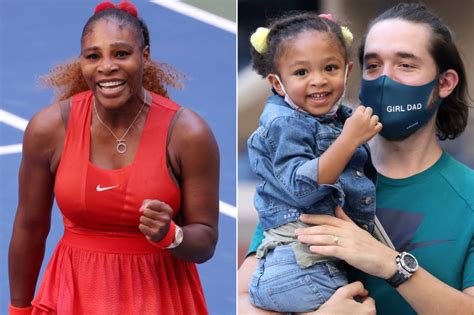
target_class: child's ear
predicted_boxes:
[143,45,151,62]
[267,74,285,97]
[347,62,354,77]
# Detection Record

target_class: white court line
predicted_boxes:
[220,201,236,219]
[0,109,28,131]
[0,109,236,219]
[0,109,27,155]
[149,0,236,34]
[0,144,22,155]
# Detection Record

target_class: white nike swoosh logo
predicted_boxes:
[96,184,119,192]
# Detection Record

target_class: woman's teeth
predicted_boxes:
[98,81,125,88]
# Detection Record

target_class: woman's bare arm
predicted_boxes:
[9,103,64,307]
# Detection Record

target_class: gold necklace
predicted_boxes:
[93,94,146,154]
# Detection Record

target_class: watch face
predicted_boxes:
[175,226,184,243]
[167,226,184,249]
[401,253,418,272]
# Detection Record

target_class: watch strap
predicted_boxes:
[386,267,409,288]
[386,252,416,288]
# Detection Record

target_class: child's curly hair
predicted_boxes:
[250,12,351,78]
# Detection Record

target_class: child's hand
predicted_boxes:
[341,105,382,147]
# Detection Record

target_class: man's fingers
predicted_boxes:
[299,213,345,227]
[361,297,376,315]
[335,281,368,299]
[295,224,347,241]
[361,296,375,306]
[308,245,342,257]
[335,206,353,223]
[297,234,343,246]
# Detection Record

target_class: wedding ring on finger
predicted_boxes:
[333,235,339,245]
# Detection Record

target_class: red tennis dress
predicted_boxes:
[31,91,208,314]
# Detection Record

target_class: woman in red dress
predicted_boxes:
[8,1,219,314]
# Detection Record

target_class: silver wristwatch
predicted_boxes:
[386,252,419,288]
[166,225,184,249]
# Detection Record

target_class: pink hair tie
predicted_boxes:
[319,13,334,21]
[94,0,138,17]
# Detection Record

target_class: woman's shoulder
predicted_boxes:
[167,107,219,173]
[23,101,67,165]
[27,102,65,140]
[172,108,214,141]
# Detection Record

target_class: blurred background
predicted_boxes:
[238,0,474,267]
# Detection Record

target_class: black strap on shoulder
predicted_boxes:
[166,108,185,185]
[59,99,72,129]
[167,107,184,146]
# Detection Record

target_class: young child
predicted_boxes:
[247,12,382,313]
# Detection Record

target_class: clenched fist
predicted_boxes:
[138,199,174,242]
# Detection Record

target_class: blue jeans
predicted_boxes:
[248,246,348,313]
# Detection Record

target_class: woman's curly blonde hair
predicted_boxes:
[40,58,182,101]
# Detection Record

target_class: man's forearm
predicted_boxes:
[397,267,474,314]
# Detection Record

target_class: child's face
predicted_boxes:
[270,30,348,116]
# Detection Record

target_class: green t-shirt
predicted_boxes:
[247,151,474,314]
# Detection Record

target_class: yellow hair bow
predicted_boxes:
[341,26,353,46]
[250,27,270,54]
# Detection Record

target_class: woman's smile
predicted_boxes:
[96,79,128,97]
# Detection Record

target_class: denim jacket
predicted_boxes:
[248,95,377,230]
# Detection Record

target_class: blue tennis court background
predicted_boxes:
[0,1,236,314]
